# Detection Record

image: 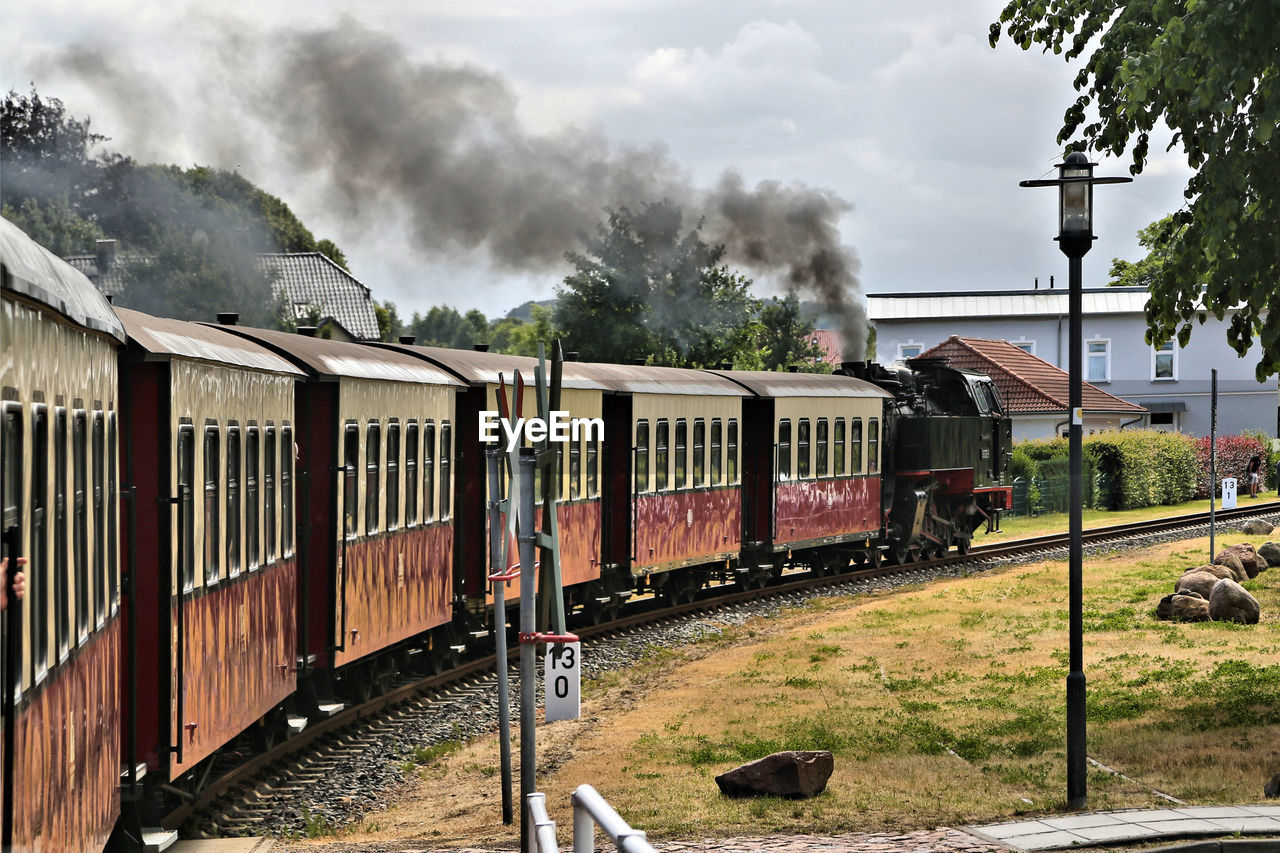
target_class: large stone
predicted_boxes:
[1208,578,1261,625]
[1213,551,1247,581]
[1242,519,1275,536]
[1156,593,1209,622]
[1191,563,1237,581]
[1258,541,1280,567]
[715,751,834,799]
[1175,570,1221,600]
[1219,544,1261,579]
[1266,773,1280,798]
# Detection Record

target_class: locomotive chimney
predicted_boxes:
[1034,277,1039,290]
[217,312,239,325]
[1049,275,1055,289]
[399,335,416,345]
[296,325,318,337]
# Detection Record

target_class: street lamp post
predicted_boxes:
[1020,152,1130,810]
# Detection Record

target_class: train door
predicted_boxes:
[0,402,21,847]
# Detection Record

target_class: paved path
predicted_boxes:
[968,804,1280,851]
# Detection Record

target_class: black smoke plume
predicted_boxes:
[52,16,867,357]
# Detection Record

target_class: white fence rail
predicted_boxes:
[527,785,657,853]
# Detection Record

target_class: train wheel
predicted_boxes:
[955,535,972,556]
[867,549,882,569]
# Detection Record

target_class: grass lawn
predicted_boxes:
[329,519,1280,847]
[983,492,1280,544]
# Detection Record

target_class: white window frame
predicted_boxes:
[897,341,923,360]
[1152,340,1177,381]
[1086,338,1111,383]
[1011,338,1036,355]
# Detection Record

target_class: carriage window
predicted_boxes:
[727,419,739,485]
[226,425,241,577]
[868,418,880,474]
[655,420,669,491]
[570,435,582,500]
[777,419,791,482]
[178,426,196,590]
[203,424,220,585]
[674,419,688,489]
[405,422,419,526]
[556,442,565,500]
[635,420,650,493]
[54,409,68,659]
[264,428,276,562]
[365,422,381,535]
[586,436,598,498]
[281,426,294,555]
[107,413,118,612]
[424,421,436,521]
[693,419,706,487]
[342,422,359,538]
[387,421,400,531]
[32,406,49,671]
[850,418,863,474]
[710,419,722,485]
[439,422,452,519]
[2,404,21,687]
[833,418,846,476]
[93,412,105,623]
[816,418,829,477]
[246,427,260,570]
[797,418,811,479]
[74,410,88,638]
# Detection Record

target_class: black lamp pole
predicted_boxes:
[1021,152,1130,809]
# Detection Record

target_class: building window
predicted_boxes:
[635,420,650,493]
[777,419,792,482]
[1150,412,1175,427]
[898,342,923,360]
[1012,339,1036,355]
[1153,340,1176,380]
[1087,339,1110,382]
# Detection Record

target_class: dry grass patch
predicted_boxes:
[322,532,1280,847]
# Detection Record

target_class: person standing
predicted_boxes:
[1247,453,1263,498]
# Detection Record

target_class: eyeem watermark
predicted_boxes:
[479,411,604,452]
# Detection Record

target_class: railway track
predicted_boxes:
[177,502,1278,838]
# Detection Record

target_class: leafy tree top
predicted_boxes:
[991,1,1280,378]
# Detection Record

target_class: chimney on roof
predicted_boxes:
[788,365,799,373]
[95,239,116,277]
[296,325,318,337]
[1034,277,1039,290]
[105,294,114,304]
[473,343,490,352]
[217,312,239,326]
[399,335,416,345]
[1049,275,1055,289]
[720,361,732,370]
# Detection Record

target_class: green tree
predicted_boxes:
[375,300,404,342]
[410,305,492,349]
[1,197,105,256]
[1107,215,1183,289]
[755,294,827,371]
[557,200,759,367]
[490,304,556,357]
[990,1,1280,379]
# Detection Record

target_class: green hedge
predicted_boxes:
[1083,430,1198,510]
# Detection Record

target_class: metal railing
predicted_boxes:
[527,785,657,853]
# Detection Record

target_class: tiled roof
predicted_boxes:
[808,329,844,365]
[66,248,381,341]
[920,336,1146,416]
[259,253,380,341]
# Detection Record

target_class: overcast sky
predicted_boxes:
[2,1,1192,323]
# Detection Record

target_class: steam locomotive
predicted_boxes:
[0,216,1011,851]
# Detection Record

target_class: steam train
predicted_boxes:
[0,216,1011,852]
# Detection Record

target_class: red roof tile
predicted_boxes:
[920,336,1146,415]
[808,329,843,365]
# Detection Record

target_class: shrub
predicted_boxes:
[1010,446,1037,482]
[1085,429,1198,510]
[1019,436,1069,462]
[1194,433,1270,497]
[1036,452,1101,510]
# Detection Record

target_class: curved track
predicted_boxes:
[177,502,1276,836]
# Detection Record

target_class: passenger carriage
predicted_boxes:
[115,308,306,795]
[717,370,894,575]
[220,325,464,694]
[1,216,124,853]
